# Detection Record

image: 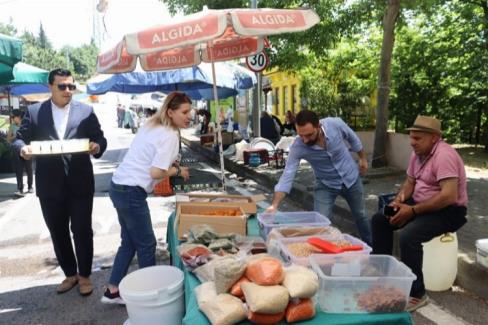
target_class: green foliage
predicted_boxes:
[162,0,367,71]
[62,42,99,81]
[389,1,488,144]
[298,31,380,129]
[164,0,247,14]
[0,22,98,82]
[0,20,17,36]
[37,23,52,49]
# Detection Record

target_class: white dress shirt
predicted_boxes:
[51,101,70,139]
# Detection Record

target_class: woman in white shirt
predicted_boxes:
[101,91,191,304]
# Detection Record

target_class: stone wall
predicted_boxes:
[356,131,412,170]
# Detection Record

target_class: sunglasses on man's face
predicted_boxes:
[56,83,76,91]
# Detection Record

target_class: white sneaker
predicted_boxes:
[100,288,125,305]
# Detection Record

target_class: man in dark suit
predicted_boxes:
[13,68,107,296]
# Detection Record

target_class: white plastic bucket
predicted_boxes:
[422,233,458,291]
[119,265,184,325]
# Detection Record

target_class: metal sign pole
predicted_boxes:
[250,0,261,138]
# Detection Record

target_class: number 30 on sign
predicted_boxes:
[246,51,269,73]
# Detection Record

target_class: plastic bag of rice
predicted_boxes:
[194,255,226,282]
[282,264,319,299]
[195,282,217,309]
[214,256,246,294]
[241,282,289,314]
[200,294,247,325]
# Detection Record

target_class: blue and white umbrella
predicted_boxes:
[87,61,256,100]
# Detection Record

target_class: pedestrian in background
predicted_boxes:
[260,111,280,144]
[102,91,192,304]
[197,108,211,134]
[7,109,33,197]
[13,68,107,296]
[116,104,125,128]
[283,110,296,136]
[265,110,372,245]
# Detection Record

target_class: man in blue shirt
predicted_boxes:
[265,110,372,245]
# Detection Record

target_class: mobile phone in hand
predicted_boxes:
[383,205,397,217]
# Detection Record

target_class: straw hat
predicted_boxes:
[406,115,442,135]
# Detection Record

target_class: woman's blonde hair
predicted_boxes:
[147,91,192,128]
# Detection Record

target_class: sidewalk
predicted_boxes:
[180,127,488,299]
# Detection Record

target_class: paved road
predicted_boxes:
[0,101,486,324]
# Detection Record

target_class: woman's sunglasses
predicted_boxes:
[56,83,77,91]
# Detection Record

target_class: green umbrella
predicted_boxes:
[0,33,23,83]
[1,62,49,121]
[7,62,49,84]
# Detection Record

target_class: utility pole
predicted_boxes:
[250,0,261,138]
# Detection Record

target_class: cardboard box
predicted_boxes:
[221,132,234,145]
[176,193,265,214]
[176,202,247,240]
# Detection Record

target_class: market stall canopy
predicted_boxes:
[87,61,256,100]
[5,62,49,85]
[96,8,319,74]
[0,33,23,83]
[0,83,49,96]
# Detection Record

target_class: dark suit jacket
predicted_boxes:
[13,100,107,199]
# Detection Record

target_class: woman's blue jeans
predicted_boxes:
[314,177,372,246]
[108,181,156,286]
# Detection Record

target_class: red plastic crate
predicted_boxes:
[153,177,173,196]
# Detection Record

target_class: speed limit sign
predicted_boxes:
[246,51,269,73]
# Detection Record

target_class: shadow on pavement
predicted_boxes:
[0,270,128,325]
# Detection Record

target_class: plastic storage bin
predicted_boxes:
[257,211,331,239]
[310,254,416,313]
[279,234,372,267]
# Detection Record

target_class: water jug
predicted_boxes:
[422,232,458,291]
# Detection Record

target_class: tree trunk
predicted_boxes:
[481,1,488,152]
[372,0,400,168]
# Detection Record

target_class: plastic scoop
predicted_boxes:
[307,237,363,254]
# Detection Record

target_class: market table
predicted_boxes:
[166,212,413,325]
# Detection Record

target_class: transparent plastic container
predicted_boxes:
[310,254,416,313]
[257,211,331,239]
[279,234,372,267]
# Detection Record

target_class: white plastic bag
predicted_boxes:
[241,282,289,314]
[195,282,218,309]
[282,265,319,299]
[200,294,247,325]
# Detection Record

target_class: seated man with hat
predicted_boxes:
[371,115,468,312]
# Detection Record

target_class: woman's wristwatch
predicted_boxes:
[175,166,181,177]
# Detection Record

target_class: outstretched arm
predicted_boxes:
[265,191,286,213]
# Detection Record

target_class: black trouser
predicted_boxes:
[12,150,33,191]
[39,196,94,277]
[371,202,467,298]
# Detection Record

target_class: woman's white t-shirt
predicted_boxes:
[112,124,180,193]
